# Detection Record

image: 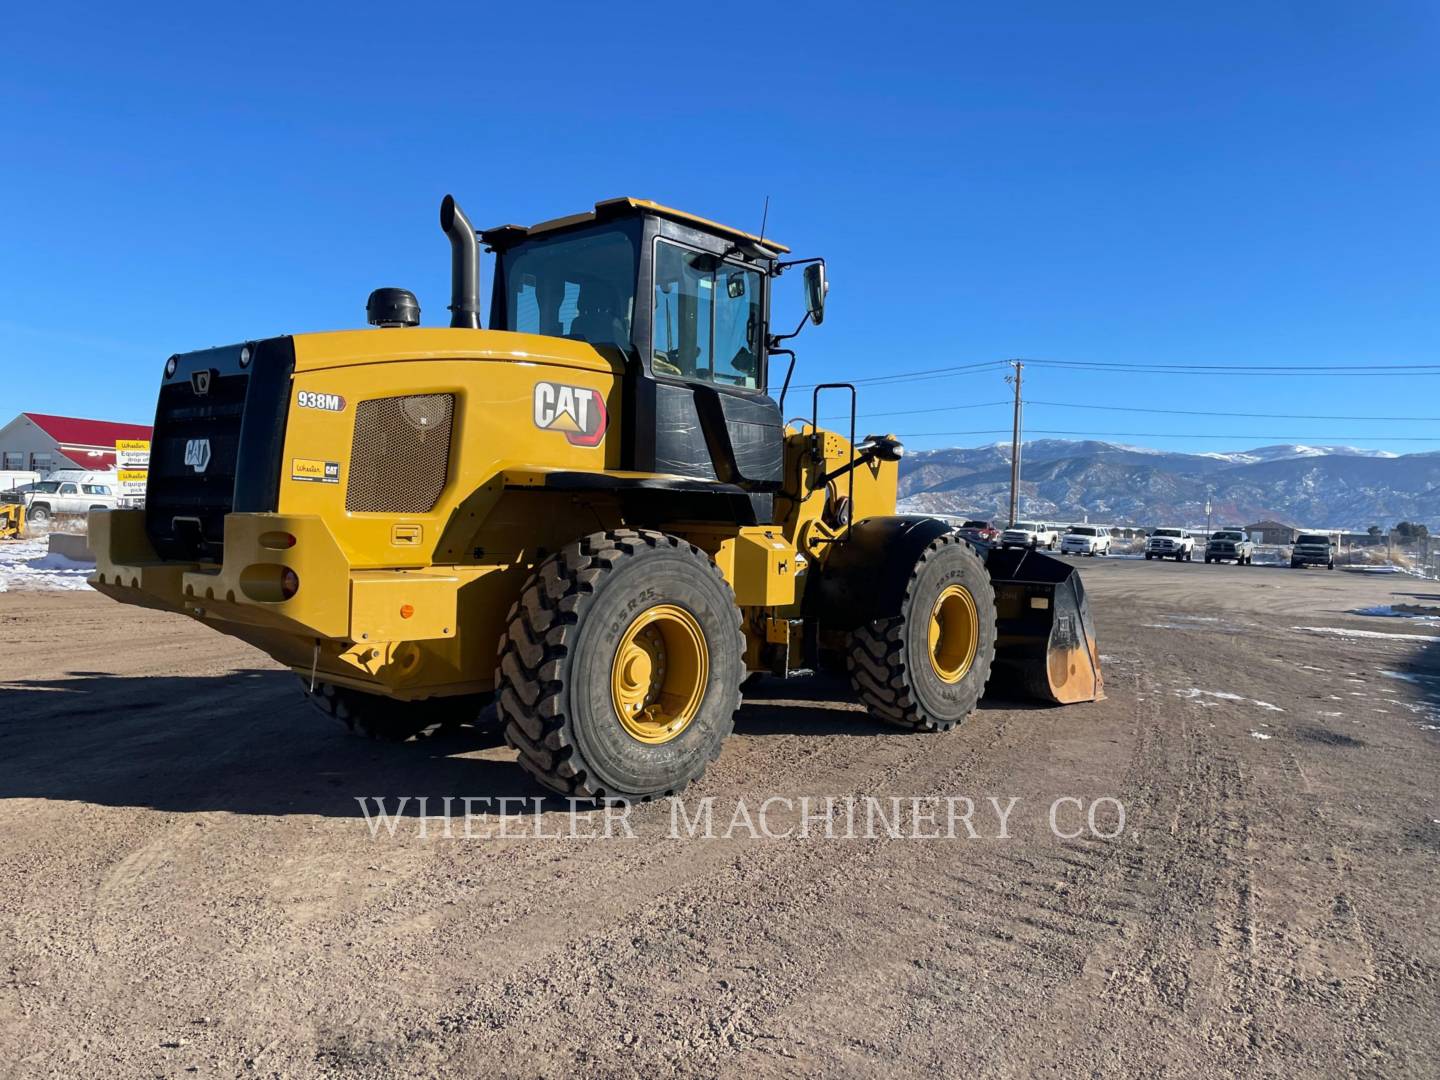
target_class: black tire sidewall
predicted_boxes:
[567,545,740,796]
[901,542,996,723]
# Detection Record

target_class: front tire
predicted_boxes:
[496,530,743,801]
[846,534,997,733]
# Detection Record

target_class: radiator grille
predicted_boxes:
[345,394,454,513]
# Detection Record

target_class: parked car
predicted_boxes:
[1001,521,1059,550]
[17,473,120,524]
[1145,527,1195,561]
[955,519,1000,545]
[1060,525,1112,556]
[1205,530,1255,565]
[1290,533,1335,570]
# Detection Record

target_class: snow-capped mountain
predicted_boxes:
[898,441,1438,528]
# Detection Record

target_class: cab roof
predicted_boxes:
[481,198,790,255]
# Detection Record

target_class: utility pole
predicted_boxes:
[1006,361,1023,526]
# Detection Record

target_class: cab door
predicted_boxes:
[647,235,783,490]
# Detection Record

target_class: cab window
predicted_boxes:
[652,240,761,389]
[58,483,78,495]
[83,484,110,495]
[497,225,638,351]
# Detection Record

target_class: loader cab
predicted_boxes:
[483,199,791,502]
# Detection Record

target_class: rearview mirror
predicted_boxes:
[804,262,828,326]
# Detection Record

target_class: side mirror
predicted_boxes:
[804,262,828,326]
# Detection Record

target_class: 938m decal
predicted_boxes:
[533,381,607,447]
[297,390,346,412]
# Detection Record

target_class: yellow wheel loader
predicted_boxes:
[0,500,24,541]
[90,195,1102,801]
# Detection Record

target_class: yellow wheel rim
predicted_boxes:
[929,584,979,684]
[610,604,708,744]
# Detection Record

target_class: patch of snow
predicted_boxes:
[0,539,95,592]
[1175,687,1284,712]
[1293,626,1440,643]
[1177,688,1244,702]
[1249,731,1272,740]
[1353,605,1440,623]
[1380,669,1440,684]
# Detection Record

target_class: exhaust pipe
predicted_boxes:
[440,194,480,329]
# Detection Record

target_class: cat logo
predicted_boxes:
[183,438,211,474]
[533,381,607,447]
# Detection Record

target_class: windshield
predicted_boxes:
[1155,529,1183,537]
[1070,527,1096,536]
[1012,522,1036,531]
[1296,534,1329,545]
[962,521,989,529]
[495,224,639,352]
[1213,532,1242,541]
[30,482,60,493]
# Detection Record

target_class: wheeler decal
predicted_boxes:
[291,458,340,484]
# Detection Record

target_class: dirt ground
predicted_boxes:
[2,558,1438,1078]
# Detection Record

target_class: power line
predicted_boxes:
[895,427,1440,442]
[1025,358,1440,376]
[1023,399,1440,423]
[786,359,1006,391]
[822,399,1011,421]
[785,354,1440,394]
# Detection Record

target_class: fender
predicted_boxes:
[806,515,954,631]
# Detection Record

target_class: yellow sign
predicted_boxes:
[117,468,148,496]
[115,439,150,469]
[291,458,341,484]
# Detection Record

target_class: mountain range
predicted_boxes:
[896,441,1440,529]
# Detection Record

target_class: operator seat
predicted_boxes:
[568,280,629,350]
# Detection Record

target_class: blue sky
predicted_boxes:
[2,2,1437,454]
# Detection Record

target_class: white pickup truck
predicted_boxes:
[12,473,121,524]
[1060,525,1112,556]
[1145,527,1195,561]
[1001,521,1060,550]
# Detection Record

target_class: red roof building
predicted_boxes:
[0,412,153,474]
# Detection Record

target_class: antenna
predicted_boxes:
[758,195,770,245]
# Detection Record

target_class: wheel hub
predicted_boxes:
[928,584,979,683]
[611,604,708,744]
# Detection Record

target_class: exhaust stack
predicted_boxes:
[440,194,480,329]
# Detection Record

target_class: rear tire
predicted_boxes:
[846,534,996,733]
[495,529,743,802]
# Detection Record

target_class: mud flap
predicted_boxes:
[982,545,1104,705]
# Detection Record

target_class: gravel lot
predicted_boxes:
[2,559,1438,1078]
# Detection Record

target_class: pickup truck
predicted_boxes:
[1205,530,1255,565]
[1000,521,1059,550]
[1290,533,1335,570]
[10,475,120,524]
[1145,527,1195,561]
[955,519,1000,545]
[1060,525,1112,556]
